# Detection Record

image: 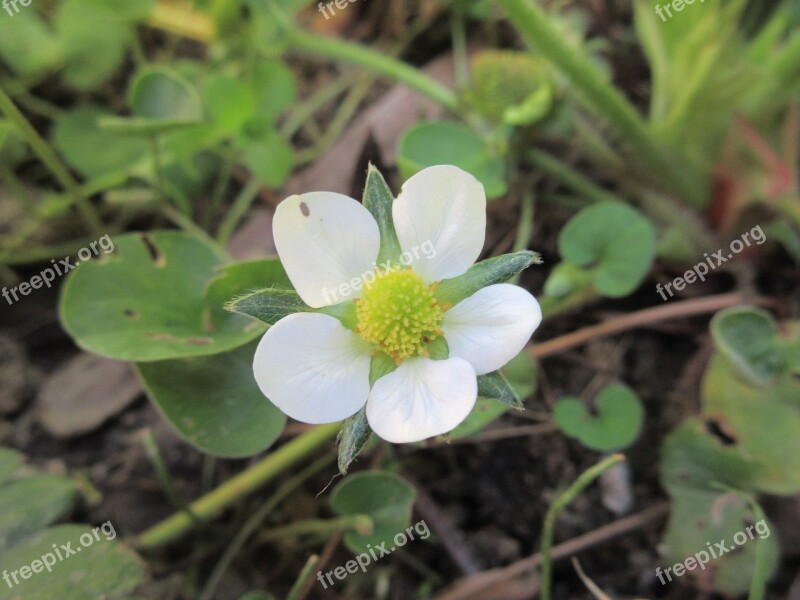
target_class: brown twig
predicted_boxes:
[529,293,774,360]
[435,502,669,600]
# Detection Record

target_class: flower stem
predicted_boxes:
[134,423,340,550]
[268,1,458,111]
[0,85,103,234]
[287,554,320,600]
[494,0,705,207]
[539,454,625,600]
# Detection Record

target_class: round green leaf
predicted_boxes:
[137,340,286,457]
[554,383,644,451]
[60,231,261,361]
[130,68,203,121]
[238,125,293,187]
[52,105,148,177]
[204,76,256,132]
[397,121,507,199]
[0,525,146,600]
[251,61,297,120]
[558,203,656,297]
[330,472,416,554]
[710,307,784,387]
[55,1,127,90]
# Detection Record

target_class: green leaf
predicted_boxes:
[362,164,402,265]
[337,408,373,475]
[554,383,644,451]
[55,1,128,90]
[238,125,293,187]
[449,398,509,439]
[52,105,148,178]
[0,9,61,76]
[204,76,256,132]
[434,250,541,306]
[136,340,286,458]
[0,524,146,600]
[558,203,656,297]
[701,348,800,495]
[60,231,261,361]
[330,472,416,554]
[130,68,203,121]
[710,307,784,387]
[397,121,508,199]
[0,476,76,549]
[0,449,23,487]
[502,349,538,401]
[250,61,297,120]
[477,371,521,408]
[659,420,780,595]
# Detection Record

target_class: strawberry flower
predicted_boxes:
[252,165,541,443]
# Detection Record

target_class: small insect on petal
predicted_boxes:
[300,202,310,217]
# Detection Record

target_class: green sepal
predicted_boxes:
[226,289,358,330]
[363,164,402,265]
[225,288,309,326]
[337,408,372,475]
[477,370,523,409]
[435,250,542,306]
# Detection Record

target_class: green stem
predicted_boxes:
[217,178,262,245]
[260,514,373,542]
[268,2,458,112]
[197,453,335,600]
[286,554,320,600]
[0,85,102,233]
[134,423,340,550]
[540,454,625,600]
[527,149,622,205]
[510,190,535,285]
[494,0,704,207]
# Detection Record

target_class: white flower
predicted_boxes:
[253,165,542,443]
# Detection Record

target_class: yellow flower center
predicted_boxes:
[355,267,444,361]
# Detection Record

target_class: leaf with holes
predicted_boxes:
[701,346,800,495]
[330,472,416,554]
[659,420,779,595]
[60,231,263,361]
[554,383,643,451]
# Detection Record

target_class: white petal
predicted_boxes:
[442,284,542,375]
[392,165,486,283]
[253,313,372,424]
[366,357,477,443]
[273,192,380,308]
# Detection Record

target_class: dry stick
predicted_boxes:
[435,502,669,600]
[529,293,773,360]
